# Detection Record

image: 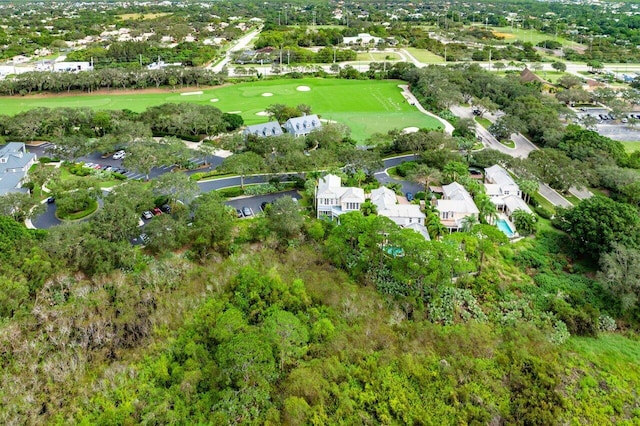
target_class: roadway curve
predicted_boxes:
[208,26,263,73]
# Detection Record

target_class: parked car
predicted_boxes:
[405,192,414,201]
[46,196,55,204]
[153,207,162,216]
[242,206,253,217]
[142,211,154,220]
[236,209,243,218]
[113,150,126,160]
[261,201,270,211]
[139,233,151,244]
[160,204,172,213]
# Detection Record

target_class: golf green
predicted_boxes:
[0,78,443,142]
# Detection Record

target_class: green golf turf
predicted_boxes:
[0,78,443,142]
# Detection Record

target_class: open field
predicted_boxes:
[490,26,584,49]
[0,78,443,142]
[405,47,445,64]
[117,12,171,20]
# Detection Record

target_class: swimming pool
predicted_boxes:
[496,219,515,238]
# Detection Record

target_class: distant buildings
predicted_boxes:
[0,143,37,196]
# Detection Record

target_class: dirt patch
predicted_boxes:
[492,31,516,40]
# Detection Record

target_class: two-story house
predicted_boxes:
[0,142,37,195]
[315,174,364,220]
[370,186,430,240]
[243,121,284,139]
[284,115,321,138]
[484,164,532,218]
[436,182,480,232]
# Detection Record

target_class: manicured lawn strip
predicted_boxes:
[531,191,556,213]
[405,47,445,64]
[475,117,492,128]
[355,51,402,61]
[0,78,443,142]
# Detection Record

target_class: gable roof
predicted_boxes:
[0,142,36,195]
[243,121,283,138]
[439,182,479,215]
[370,186,397,210]
[317,174,365,202]
[503,194,533,215]
[284,114,321,136]
[485,165,518,189]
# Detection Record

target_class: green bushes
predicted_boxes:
[68,163,92,176]
[218,187,244,198]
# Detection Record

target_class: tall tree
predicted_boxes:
[220,152,265,189]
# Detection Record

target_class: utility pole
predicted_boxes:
[287,49,290,67]
[444,46,447,63]
[489,49,492,71]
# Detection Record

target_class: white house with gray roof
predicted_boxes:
[243,121,284,139]
[315,174,364,219]
[484,164,532,218]
[369,186,430,240]
[0,142,37,195]
[284,114,321,138]
[436,182,479,232]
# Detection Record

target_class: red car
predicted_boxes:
[153,207,162,216]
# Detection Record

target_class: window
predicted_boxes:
[345,202,359,210]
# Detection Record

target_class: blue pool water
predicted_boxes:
[496,219,515,238]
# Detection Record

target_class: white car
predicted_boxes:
[113,150,126,160]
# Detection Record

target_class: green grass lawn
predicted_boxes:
[405,47,445,64]
[490,26,583,49]
[532,70,567,84]
[356,51,402,61]
[0,78,443,143]
[622,141,640,153]
[475,117,492,128]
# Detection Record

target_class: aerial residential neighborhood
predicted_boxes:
[1,0,640,424]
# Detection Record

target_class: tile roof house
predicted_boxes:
[243,121,284,139]
[436,182,479,231]
[316,174,364,220]
[0,142,37,195]
[370,186,430,240]
[284,115,321,138]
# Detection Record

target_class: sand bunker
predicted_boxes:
[296,86,311,92]
[262,92,273,97]
[227,111,242,114]
[181,91,203,96]
[255,111,270,116]
[210,98,219,102]
[402,127,420,134]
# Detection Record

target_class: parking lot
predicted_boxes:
[225,191,302,218]
[574,108,640,142]
[27,142,225,181]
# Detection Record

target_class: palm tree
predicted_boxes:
[426,212,448,239]
[408,165,441,194]
[460,214,479,233]
[517,179,539,205]
[474,194,497,225]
